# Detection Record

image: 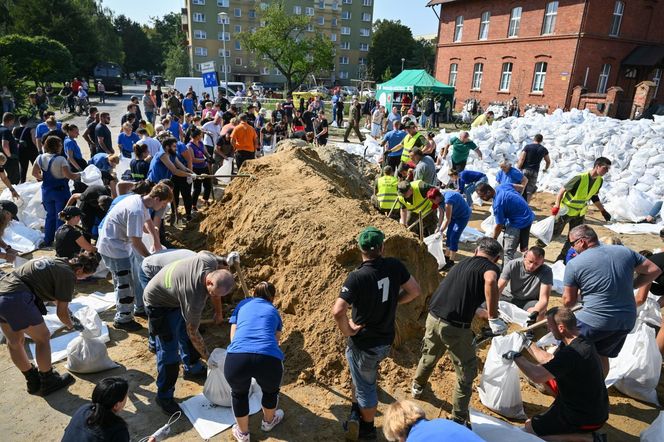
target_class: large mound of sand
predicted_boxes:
[200,141,442,383]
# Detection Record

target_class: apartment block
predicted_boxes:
[182,0,375,88]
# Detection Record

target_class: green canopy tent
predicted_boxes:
[376,69,455,113]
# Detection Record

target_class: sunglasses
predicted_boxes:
[570,236,587,247]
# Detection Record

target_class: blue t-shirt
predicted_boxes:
[407,419,484,442]
[118,132,140,158]
[227,297,284,360]
[564,244,645,331]
[36,121,62,140]
[383,129,407,156]
[147,149,176,183]
[64,137,83,159]
[493,183,534,229]
[458,170,486,193]
[387,111,401,125]
[182,98,195,114]
[496,167,524,186]
[169,120,181,138]
[90,153,111,172]
[443,191,471,220]
[565,247,578,263]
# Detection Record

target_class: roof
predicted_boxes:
[377,69,454,94]
[426,0,459,6]
[622,45,664,67]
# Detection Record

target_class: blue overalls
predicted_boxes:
[40,155,71,246]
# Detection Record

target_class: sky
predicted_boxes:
[102,0,439,35]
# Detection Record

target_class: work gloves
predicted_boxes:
[502,350,522,361]
[600,209,612,221]
[227,251,240,267]
[70,315,84,332]
[551,206,560,216]
[488,317,508,335]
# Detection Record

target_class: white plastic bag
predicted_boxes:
[80,165,104,188]
[498,301,530,327]
[481,215,496,234]
[65,307,117,373]
[640,411,664,442]
[2,221,44,253]
[530,216,555,245]
[478,333,527,419]
[203,348,233,406]
[423,233,446,268]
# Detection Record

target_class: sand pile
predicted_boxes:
[199,140,442,384]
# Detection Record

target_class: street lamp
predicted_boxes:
[218,12,229,97]
[401,58,405,71]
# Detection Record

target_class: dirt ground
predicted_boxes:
[1,146,663,441]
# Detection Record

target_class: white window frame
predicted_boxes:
[340,71,349,79]
[454,16,463,42]
[318,0,325,9]
[217,15,229,24]
[340,41,350,49]
[478,11,490,40]
[448,63,458,87]
[343,0,352,4]
[193,12,206,23]
[234,40,241,50]
[307,23,314,32]
[360,28,370,37]
[261,67,270,75]
[317,16,325,25]
[218,48,230,57]
[541,1,558,35]
[248,9,256,18]
[342,11,351,20]
[305,7,314,16]
[597,63,611,94]
[359,43,369,51]
[341,27,351,35]
[532,62,548,92]
[472,62,483,90]
[330,33,337,42]
[194,30,207,40]
[363,0,372,5]
[234,24,242,33]
[217,0,229,7]
[220,64,231,73]
[609,1,624,37]
[234,8,241,17]
[358,57,367,65]
[361,12,371,22]
[340,56,349,65]
[194,47,208,56]
[235,57,242,66]
[499,62,513,91]
[193,0,205,5]
[331,18,338,26]
[508,7,522,37]
[218,31,230,41]
[293,5,302,15]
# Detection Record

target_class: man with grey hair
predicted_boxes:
[496,158,528,194]
[563,224,661,376]
[412,237,506,428]
[440,131,482,172]
[410,147,437,186]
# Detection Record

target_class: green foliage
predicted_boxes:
[114,15,159,74]
[238,2,334,93]
[381,66,393,83]
[0,34,74,86]
[149,12,188,73]
[412,38,436,73]
[0,57,31,114]
[164,45,190,81]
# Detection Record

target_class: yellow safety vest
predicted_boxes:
[398,180,432,216]
[562,172,603,217]
[376,175,400,210]
[400,132,423,163]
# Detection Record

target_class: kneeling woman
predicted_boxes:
[225,282,285,441]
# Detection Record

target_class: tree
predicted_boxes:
[238,2,334,93]
[164,45,190,81]
[411,38,436,73]
[114,15,158,74]
[368,20,416,82]
[381,66,393,83]
[0,34,73,86]
[149,12,187,74]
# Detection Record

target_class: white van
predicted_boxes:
[173,77,246,99]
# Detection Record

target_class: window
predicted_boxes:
[193,12,206,22]
[218,31,230,41]
[260,21,266,27]
[472,63,483,89]
[359,57,367,65]
[343,0,352,4]
[307,24,314,32]
[332,18,338,26]
[194,47,208,56]
[234,24,242,33]
[217,15,229,24]
[342,11,351,20]
[448,63,458,87]
[217,0,229,6]
[234,8,241,17]
[360,28,370,37]
[508,7,522,37]
[341,26,351,35]
[194,63,201,72]
[218,48,230,57]
[234,40,241,50]
[532,62,548,92]
[305,7,314,16]
[193,0,205,5]
[318,0,325,9]
[317,16,325,25]
[453,16,463,42]
[260,2,268,10]
[332,1,339,10]
[261,67,270,75]
[361,12,371,22]
[499,62,513,91]
[340,71,349,79]
[294,6,302,15]
[363,0,373,5]
[541,1,558,35]
[220,64,230,73]
[478,11,490,40]
[359,43,369,51]
[609,1,624,37]
[330,33,337,42]
[653,68,662,97]
[235,57,242,66]
[340,41,350,49]
[194,30,206,39]
[340,56,349,64]
[274,68,282,75]
[597,63,611,93]
[248,9,256,18]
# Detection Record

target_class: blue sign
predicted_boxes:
[202,71,218,88]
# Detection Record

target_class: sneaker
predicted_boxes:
[23,366,41,395]
[261,409,284,431]
[452,416,472,430]
[343,139,350,143]
[133,309,148,319]
[113,319,142,332]
[156,397,181,415]
[343,406,360,441]
[39,369,75,396]
[232,424,250,442]
[411,381,424,399]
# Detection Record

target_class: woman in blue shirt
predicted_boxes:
[62,123,87,172]
[224,282,285,442]
[117,122,139,158]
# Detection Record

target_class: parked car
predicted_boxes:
[151,75,165,86]
[340,86,359,97]
[92,62,123,96]
[360,88,376,98]
[308,86,330,98]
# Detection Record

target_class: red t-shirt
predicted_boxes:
[71,80,81,93]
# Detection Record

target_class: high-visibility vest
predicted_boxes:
[398,180,432,216]
[562,172,603,217]
[400,132,423,163]
[376,175,400,210]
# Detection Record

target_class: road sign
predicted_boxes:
[200,61,215,73]
[202,71,219,88]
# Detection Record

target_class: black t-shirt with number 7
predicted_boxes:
[339,256,411,350]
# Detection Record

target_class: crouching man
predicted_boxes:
[504,307,608,442]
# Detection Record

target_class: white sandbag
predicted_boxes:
[470,409,544,442]
[481,215,496,234]
[93,260,109,279]
[65,307,118,373]
[80,165,104,188]
[1,220,44,253]
[478,332,527,419]
[530,216,555,245]
[0,182,45,229]
[423,233,446,268]
[640,411,664,442]
[498,301,530,327]
[115,157,131,182]
[203,348,233,406]
[215,158,233,185]
[436,162,450,185]
[460,226,484,243]
[550,260,566,294]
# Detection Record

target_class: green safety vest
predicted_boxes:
[376,175,400,210]
[400,132,423,163]
[398,180,432,216]
[562,172,603,217]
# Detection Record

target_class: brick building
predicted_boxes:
[427,0,664,118]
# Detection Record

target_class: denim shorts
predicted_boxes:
[0,291,44,332]
[345,341,391,409]
[577,320,630,358]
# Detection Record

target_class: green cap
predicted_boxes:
[357,226,385,251]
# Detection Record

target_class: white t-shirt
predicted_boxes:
[97,194,149,259]
[142,136,162,157]
[202,121,221,147]
[37,153,68,179]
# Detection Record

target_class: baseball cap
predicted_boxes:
[357,227,384,251]
[0,200,18,220]
[404,120,416,129]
